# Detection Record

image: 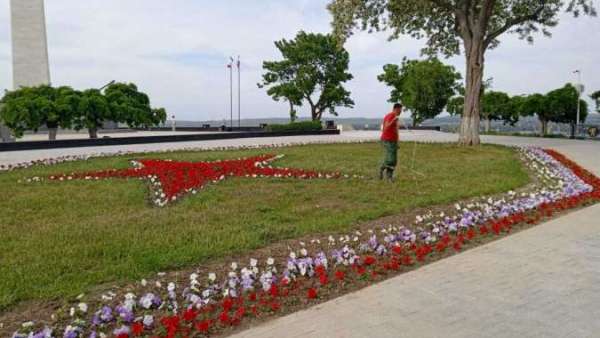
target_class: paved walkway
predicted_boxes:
[2,131,599,337]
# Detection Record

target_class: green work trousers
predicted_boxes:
[380,141,398,170]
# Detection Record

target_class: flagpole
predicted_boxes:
[229,57,233,129]
[237,56,241,128]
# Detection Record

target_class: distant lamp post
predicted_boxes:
[171,114,176,132]
[227,57,234,130]
[573,70,584,130]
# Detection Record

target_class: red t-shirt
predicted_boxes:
[381,112,399,142]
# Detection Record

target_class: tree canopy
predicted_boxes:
[259,31,354,121]
[0,85,77,138]
[328,0,596,145]
[591,90,600,112]
[0,83,167,140]
[104,83,166,129]
[545,83,588,124]
[377,58,461,126]
[481,91,520,126]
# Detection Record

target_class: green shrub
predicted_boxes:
[266,120,323,132]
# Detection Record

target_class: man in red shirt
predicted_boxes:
[379,103,404,181]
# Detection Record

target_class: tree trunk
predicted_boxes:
[412,118,417,128]
[48,127,57,140]
[485,118,491,133]
[88,127,98,139]
[288,101,297,122]
[539,118,547,136]
[459,39,485,146]
[311,106,321,121]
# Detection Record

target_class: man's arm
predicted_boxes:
[383,115,398,130]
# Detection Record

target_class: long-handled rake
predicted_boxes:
[400,123,426,179]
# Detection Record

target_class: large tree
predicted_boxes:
[328,0,596,145]
[73,89,111,139]
[481,90,518,131]
[104,82,167,129]
[377,58,461,126]
[592,90,600,112]
[0,85,78,140]
[259,31,354,121]
[518,93,550,136]
[545,83,588,136]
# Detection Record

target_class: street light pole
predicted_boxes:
[229,57,234,130]
[237,56,241,128]
[574,70,582,132]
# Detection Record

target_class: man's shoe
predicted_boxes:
[378,167,385,180]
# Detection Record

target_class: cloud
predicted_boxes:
[0,0,598,120]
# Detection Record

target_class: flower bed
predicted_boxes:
[8,147,600,338]
[38,154,352,206]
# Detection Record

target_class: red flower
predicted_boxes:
[117,334,129,338]
[385,258,401,271]
[270,285,279,297]
[315,265,326,276]
[466,228,476,240]
[392,246,403,255]
[131,322,144,335]
[219,311,230,325]
[356,266,367,276]
[479,225,489,235]
[183,308,197,321]
[401,255,413,266]
[235,306,246,319]
[270,301,281,311]
[222,297,234,312]
[319,274,329,285]
[335,270,345,281]
[436,241,447,253]
[248,292,257,301]
[307,288,318,299]
[363,256,376,266]
[453,240,462,252]
[194,320,211,333]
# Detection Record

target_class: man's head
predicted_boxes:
[392,103,403,115]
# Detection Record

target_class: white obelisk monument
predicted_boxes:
[1,0,51,141]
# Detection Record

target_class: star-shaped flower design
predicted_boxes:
[48,154,346,206]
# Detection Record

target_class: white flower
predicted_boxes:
[143,315,154,327]
[69,307,75,317]
[141,279,147,287]
[22,321,34,328]
[167,282,176,292]
[300,248,308,256]
[190,273,198,281]
[266,257,275,265]
[78,302,88,313]
[289,252,296,259]
[231,262,238,270]
[208,273,217,282]
[250,258,258,267]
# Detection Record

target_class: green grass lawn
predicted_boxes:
[0,142,529,310]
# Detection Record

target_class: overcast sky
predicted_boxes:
[1,0,598,121]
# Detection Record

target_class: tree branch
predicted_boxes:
[478,0,496,31]
[484,1,548,47]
